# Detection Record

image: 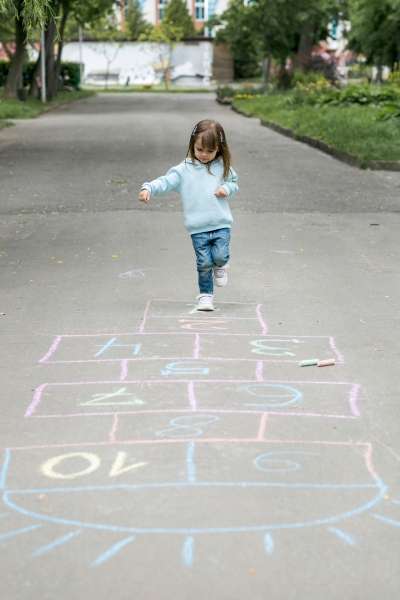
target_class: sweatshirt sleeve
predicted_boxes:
[221,167,239,197]
[141,165,181,197]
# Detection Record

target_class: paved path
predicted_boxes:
[1,93,400,600]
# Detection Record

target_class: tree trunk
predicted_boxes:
[28,54,41,99]
[295,20,315,72]
[54,4,70,91]
[277,59,292,89]
[262,55,272,84]
[4,0,26,99]
[29,15,59,100]
[45,18,58,99]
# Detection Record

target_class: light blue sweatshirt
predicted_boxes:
[141,158,239,235]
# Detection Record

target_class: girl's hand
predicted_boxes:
[214,187,228,198]
[138,189,150,203]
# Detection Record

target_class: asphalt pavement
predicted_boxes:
[1,92,400,600]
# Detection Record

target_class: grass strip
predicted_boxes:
[233,93,400,163]
[0,89,95,121]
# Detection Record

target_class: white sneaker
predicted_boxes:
[196,294,214,311]
[213,264,228,287]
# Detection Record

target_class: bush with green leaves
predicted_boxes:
[0,61,81,91]
[285,82,400,109]
[388,71,400,86]
[217,84,264,102]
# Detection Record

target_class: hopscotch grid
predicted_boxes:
[11,298,371,559]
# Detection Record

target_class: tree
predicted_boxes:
[348,0,400,73]
[28,0,116,99]
[0,4,17,59]
[211,0,262,79]
[1,0,52,98]
[141,22,185,88]
[125,0,152,41]
[214,0,345,86]
[140,0,194,89]
[163,0,195,39]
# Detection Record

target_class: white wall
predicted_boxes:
[62,41,214,87]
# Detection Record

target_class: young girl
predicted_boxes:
[138,119,239,311]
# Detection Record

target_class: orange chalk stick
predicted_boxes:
[317,358,336,367]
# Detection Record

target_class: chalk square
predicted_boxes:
[193,381,360,417]
[193,442,378,487]
[264,413,364,444]
[124,358,260,381]
[114,411,260,443]
[2,444,191,490]
[142,316,263,335]
[198,334,344,363]
[39,333,196,363]
[27,381,192,417]
[144,299,265,319]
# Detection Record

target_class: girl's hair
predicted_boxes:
[186,119,232,179]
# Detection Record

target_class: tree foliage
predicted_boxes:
[0,0,52,31]
[215,0,347,83]
[163,0,195,38]
[212,0,262,78]
[125,0,152,40]
[348,0,400,69]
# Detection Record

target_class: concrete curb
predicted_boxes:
[230,103,400,172]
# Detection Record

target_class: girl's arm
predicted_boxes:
[140,166,181,199]
[221,167,239,197]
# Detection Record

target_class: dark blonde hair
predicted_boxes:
[186,119,232,179]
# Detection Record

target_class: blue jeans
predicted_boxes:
[191,228,231,294]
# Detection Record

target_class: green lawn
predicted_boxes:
[0,89,95,123]
[233,93,400,163]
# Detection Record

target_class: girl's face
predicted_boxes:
[194,136,218,164]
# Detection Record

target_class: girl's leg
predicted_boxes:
[191,232,213,294]
[210,228,231,267]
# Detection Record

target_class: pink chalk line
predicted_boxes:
[256,304,268,335]
[7,440,373,451]
[38,336,62,363]
[28,378,357,387]
[42,332,339,338]
[149,298,264,306]
[188,382,197,411]
[43,356,337,364]
[329,336,345,363]
[29,409,359,420]
[25,383,48,417]
[193,334,200,359]
[152,316,261,320]
[349,384,361,417]
[364,443,380,482]
[109,414,119,442]
[255,361,264,381]
[139,299,152,333]
[257,413,268,440]
[120,360,128,381]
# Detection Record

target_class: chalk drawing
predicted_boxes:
[2,298,397,570]
[155,415,220,438]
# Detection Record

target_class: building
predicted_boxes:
[117,0,230,34]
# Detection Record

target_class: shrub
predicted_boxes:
[388,71,400,86]
[0,61,81,90]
